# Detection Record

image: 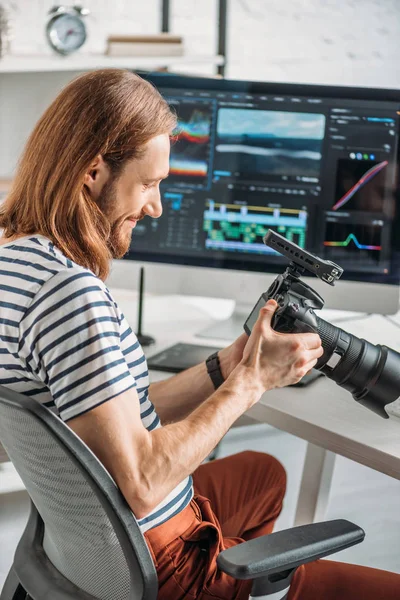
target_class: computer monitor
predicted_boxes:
[109,73,400,339]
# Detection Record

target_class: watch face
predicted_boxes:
[47,14,86,54]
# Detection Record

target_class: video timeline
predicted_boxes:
[203,199,307,254]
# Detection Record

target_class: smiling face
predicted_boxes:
[88,133,171,258]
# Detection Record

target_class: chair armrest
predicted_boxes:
[217,519,365,580]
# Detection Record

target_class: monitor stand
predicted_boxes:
[196,302,252,341]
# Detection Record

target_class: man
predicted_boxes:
[0,69,398,599]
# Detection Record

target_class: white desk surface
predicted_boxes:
[111,288,400,482]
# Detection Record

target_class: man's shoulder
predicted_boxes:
[0,234,114,318]
[26,262,115,324]
[0,235,68,309]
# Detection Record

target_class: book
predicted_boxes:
[108,34,183,44]
[107,43,184,57]
[106,34,184,57]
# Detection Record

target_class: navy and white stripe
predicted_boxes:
[0,235,193,532]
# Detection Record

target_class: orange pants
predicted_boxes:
[145,451,400,599]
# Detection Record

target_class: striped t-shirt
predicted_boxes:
[0,235,193,532]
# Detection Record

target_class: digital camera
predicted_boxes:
[244,230,400,418]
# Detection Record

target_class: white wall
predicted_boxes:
[6,0,400,86]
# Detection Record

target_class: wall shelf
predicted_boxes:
[0,53,225,74]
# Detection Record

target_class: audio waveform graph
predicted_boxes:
[324,222,383,268]
[324,233,381,251]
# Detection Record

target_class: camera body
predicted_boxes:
[244,230,342,337]
[244,230,400,418]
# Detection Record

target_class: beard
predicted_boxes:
[95,176,134,259]
[108,214,132,259]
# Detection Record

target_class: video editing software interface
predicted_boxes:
[129,78,400,282]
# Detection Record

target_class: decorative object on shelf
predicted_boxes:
[46,5,90,55]
[106,33,184,57]
[0,3,13,58]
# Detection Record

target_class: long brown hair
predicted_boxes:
[0,69,177,280]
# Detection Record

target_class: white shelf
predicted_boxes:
[0,53,225,74]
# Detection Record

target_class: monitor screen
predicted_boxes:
[126,73,400,286]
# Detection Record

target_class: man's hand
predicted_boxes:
[219,300,322,383]
[229,299,323,398]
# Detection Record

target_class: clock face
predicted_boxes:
[47,13,87,55]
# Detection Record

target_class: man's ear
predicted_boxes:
[83,155,111,200]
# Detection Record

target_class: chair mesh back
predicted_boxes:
[0,402,141,600]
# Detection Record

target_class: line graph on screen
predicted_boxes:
[332,160,388,211]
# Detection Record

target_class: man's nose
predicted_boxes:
[144,191,163,219]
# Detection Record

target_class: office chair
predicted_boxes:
[0,385,365,600]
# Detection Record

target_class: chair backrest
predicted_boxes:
[0,385,158,600]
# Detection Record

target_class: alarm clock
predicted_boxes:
[46,5,90,55]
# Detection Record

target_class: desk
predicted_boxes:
[111,288,400,527]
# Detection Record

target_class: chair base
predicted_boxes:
[1,567,27,600]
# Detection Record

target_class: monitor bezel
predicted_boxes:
[125,72,400,286]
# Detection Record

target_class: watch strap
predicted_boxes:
[206,351,224,390]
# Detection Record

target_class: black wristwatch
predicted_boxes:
[206,351,224,390]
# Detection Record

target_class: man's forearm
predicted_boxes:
[149,362,213,422]
[130,369,262,518]
[149,349,232,423]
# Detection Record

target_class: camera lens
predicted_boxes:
[314,316,400,418]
